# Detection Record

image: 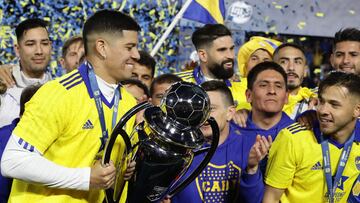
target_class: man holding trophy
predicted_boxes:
[1,10,140,202]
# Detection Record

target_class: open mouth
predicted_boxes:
[340,66,354,72]
[287,73,298,79]
[319,117,333,124]
[223,62,233,68]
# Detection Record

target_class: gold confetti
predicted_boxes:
[167,49,174,56]
[287,38,294,43]
[149,32,157,40]
[297,21,306,29]
[315,12,324,17]
[275,5,282,9]
[140,3,145,9]
[349,10,356,15]
[149,9,155,15]
[300,37,307,41]
[112,1,118,9]
[119,0,127,11]
[269,26,277,32]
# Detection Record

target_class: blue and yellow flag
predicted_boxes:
[183,0,226,24]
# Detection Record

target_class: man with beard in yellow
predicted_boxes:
[177,24,247,110]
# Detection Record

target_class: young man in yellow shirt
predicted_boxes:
[264,71,360,203]
[1,10,140,202]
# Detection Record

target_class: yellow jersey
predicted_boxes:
[9,64,136,203]
[265,121,360,203]
[283,87,317,119]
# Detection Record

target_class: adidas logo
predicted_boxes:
[82,119,94,129]
[311,161,322,170]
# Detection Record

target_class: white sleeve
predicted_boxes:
[1,134,91,190]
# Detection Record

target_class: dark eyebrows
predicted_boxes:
[216,45,235,51]
[125,42,137,46]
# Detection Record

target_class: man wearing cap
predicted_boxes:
[236,36,282,110]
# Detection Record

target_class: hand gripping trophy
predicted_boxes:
[102,81,220,203]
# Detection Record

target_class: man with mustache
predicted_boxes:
[0,18,52,128]
[273,43,317,119]
[331,28,360,75]
[237,61,294,175]
[264,71,360,203]
[177,24,247,110]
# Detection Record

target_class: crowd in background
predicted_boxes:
[0,7,360,203]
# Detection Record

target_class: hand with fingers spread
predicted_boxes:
[233,109,250,127]
[90,160,116,189]
[247,135,272,174]
[124,160,136,181]
[0,64,15,88]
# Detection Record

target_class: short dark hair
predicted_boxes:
[16,18,49,42]
[201,80,234,107]
[83,9,141,55]
[247,61,288,90]
[122,79,150,97]
[319,71,360,99]
[273,43,306,61]
[192,24,232,50]
[149,73,182,97]
[62,35,83,57]
[333,28,360,51]
[138,50,156,77]
[20,83,42,116]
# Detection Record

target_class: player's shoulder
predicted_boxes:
[120,87,137,106]
[176,70,194,80]
[229,80,246,91]
[283,122,310,136]
[56,69,84,91]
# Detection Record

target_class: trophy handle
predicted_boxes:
[102,101,153,203]
[167,117,220,198]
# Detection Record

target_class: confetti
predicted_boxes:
[0,0,181,75]
[297,21,307,29]
[315,12,324,17]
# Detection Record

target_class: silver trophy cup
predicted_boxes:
[102,81,219,203]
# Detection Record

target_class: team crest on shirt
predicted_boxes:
[355,156,360,170]
[195,161,241,202]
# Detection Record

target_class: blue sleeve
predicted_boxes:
[239,168,264,203]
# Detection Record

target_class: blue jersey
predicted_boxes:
[0,118,19,202]
[171,122,263,203]
[238,112,294,174]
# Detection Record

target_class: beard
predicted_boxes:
[287,82,301,91]
[208,59,234,80]
[287,72,302,91]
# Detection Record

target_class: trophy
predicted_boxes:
[102,81,220,203]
